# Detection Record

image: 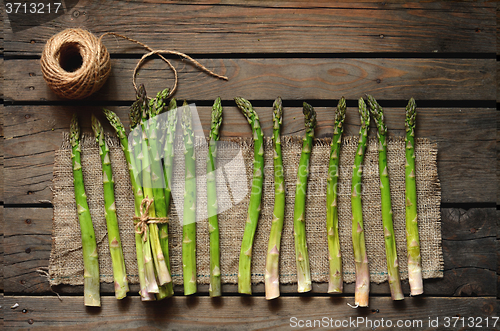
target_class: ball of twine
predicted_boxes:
[40,28,111,100]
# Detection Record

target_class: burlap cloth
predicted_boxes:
[49,132,442,287]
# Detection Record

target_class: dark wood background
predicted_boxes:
[1,1,499,329]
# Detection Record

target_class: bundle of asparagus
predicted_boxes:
[104,85,174,300]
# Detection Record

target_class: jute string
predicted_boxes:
[133,197,169,242]
[40,28,228,99]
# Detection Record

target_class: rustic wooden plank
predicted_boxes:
[497,209,500,299]
[4,106,496,204]
[0,294,3,330]
[4,58,496,102]
[497,210,500,299]
[0,109,3,293]
[497,1,500,55]
[0,0,3,55]
[497,61,499,102]
[0,206,3,293]
[0,57,3,100]
[3,296,498,330]
[4,207,496,297]
[0,107,3,202]
[3,1,496,55]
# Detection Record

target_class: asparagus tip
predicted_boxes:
[335,97,347,124]
[405,98,417,129]
[70,113,80,147]
[302,102,317,130]
[211,97,223,140]
[273,97,283,129]
[234,97,255,122]
[358,97,370,128]
[365,94,386,133]
[91,114,103,138]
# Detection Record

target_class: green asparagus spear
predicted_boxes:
[405,98,423,296]
[293,102,316,293]
[351,98,370,307]
[265,97,285,300]
[326,97,346,294]
[103,108,155,301]
[163,98,178,209]
[155,97,179,300]
[207,97,223,297]
[131,86,160,295]
[235,97,264,295]
[366,95,404,301]
[147,89,174,299]
[139,96,172,287]
[181,101,198,295]
[91,115,129,300]
[70,114,100,307]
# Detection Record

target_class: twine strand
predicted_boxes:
[133,197,169,241]
[41,29,228,100]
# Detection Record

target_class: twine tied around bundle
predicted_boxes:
[133,197,169,241]
[40,28,228,100]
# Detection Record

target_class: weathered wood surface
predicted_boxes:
[0,206,4,293]
[0,90,3,203]
[0,1,3,55]
[3,58,496,102]
[3,296,498,330]
[0,57,3,100]
[2,0,498,327]
[3,106,496,204]
[0,111,4,293]
[3,207,496,297]
[3,1,496,55]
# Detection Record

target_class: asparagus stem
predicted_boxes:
[293,102,316,293]
[366,95,404,301]
[91,115,129,300]
[351,98,370,307]
[181,101,198,295]
[139,96,172,287]
[103,108,155,301]
[405,98,423,296]
[235,97,264,295]
[207,97,223,297]
[265,97,285,300]
[157,98,179,299]
[326,97,346,294]
[147,89,174,299]
[70,114,101,307]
